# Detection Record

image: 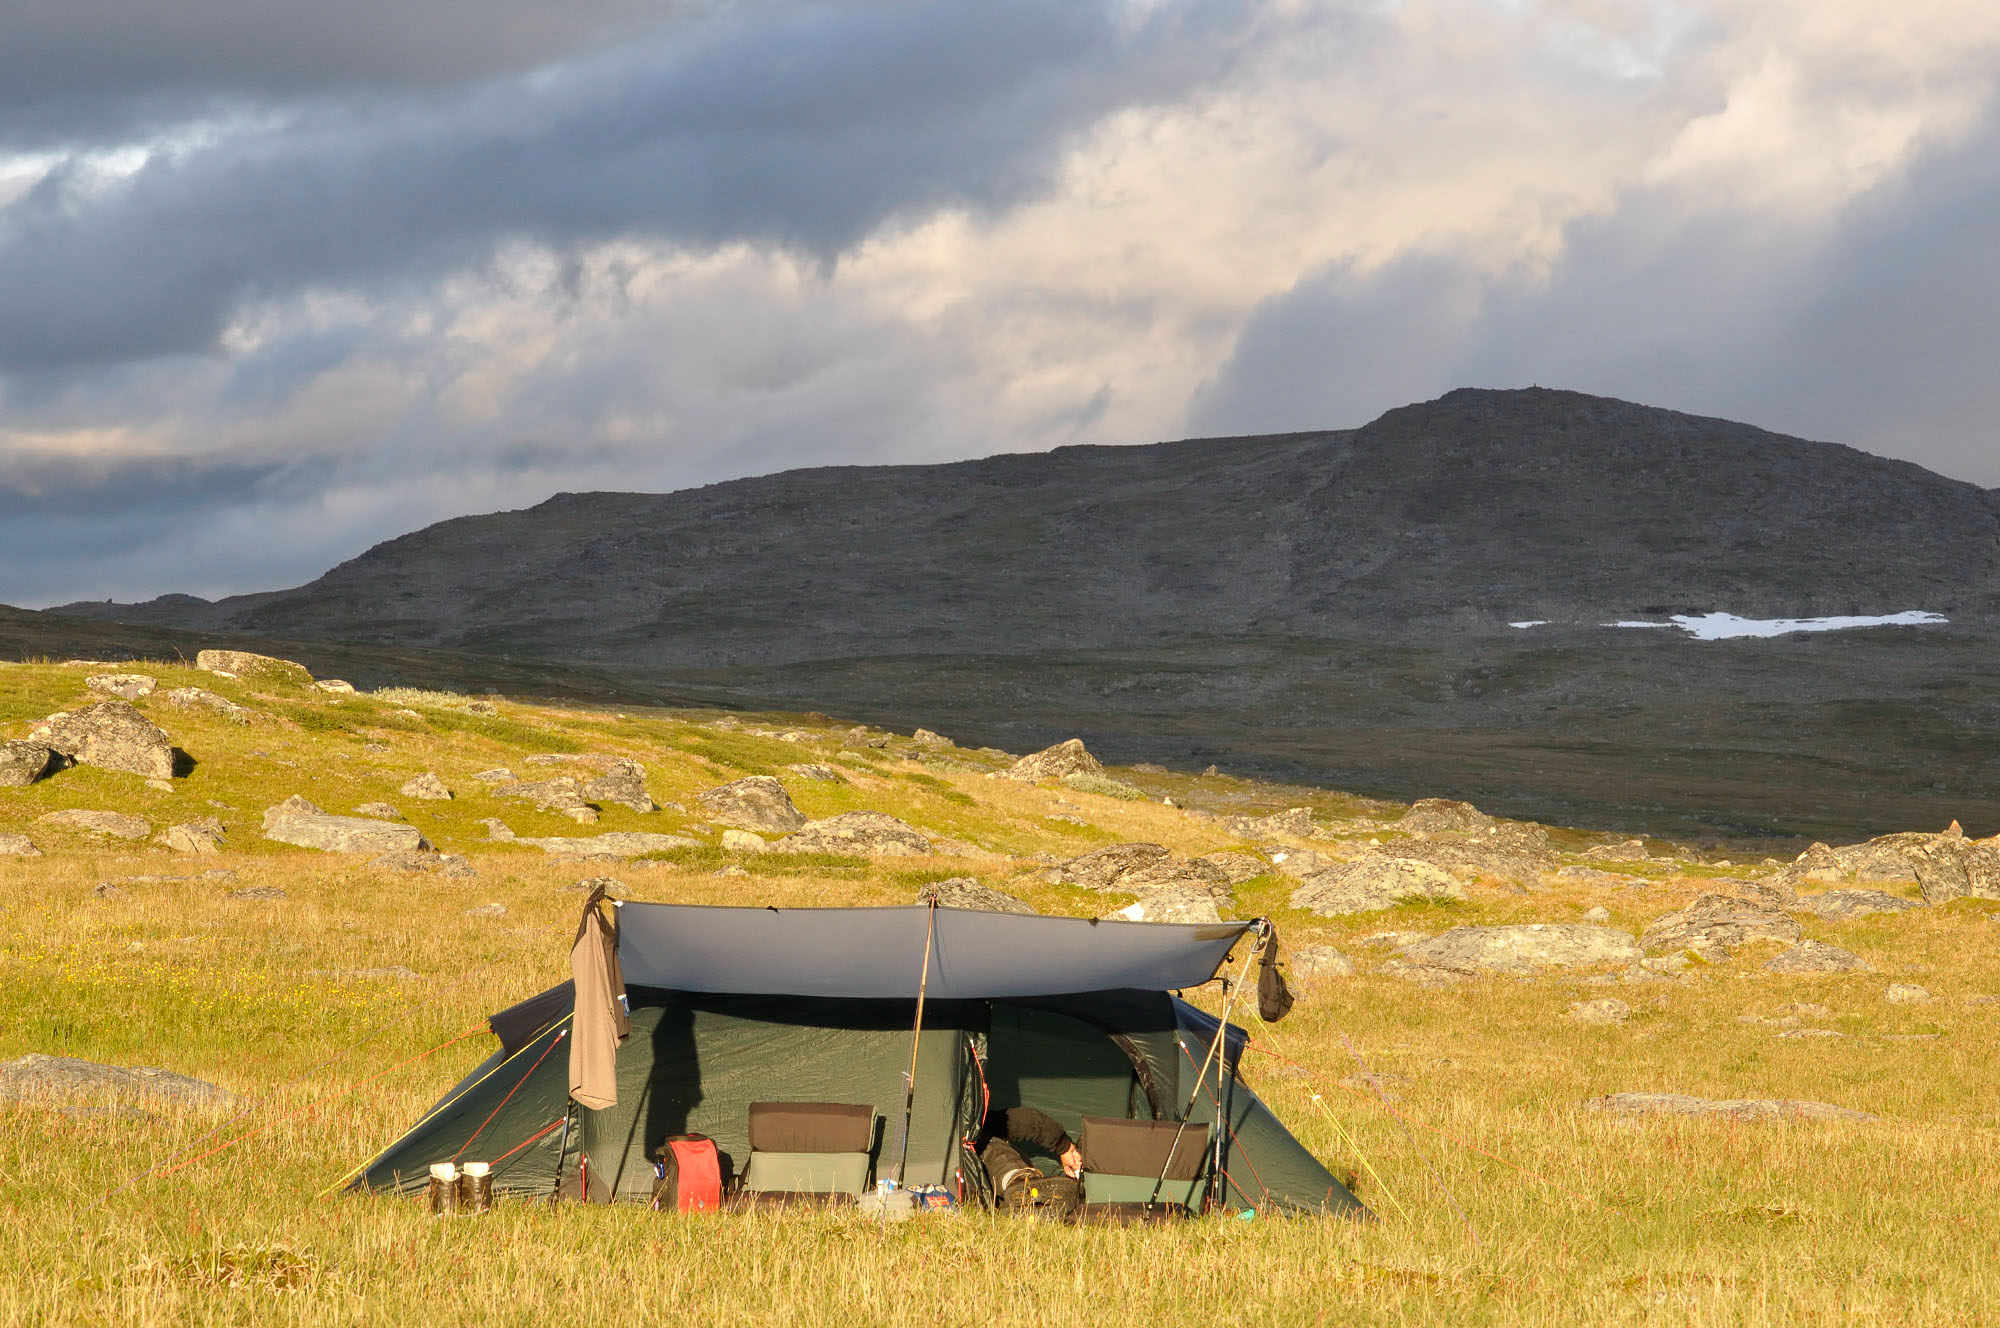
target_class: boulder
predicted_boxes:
[916,877,1036,914]
[1397,924,1641,975]
[1762,941,1869,974]
[37,809,150,840]
[1288,944,1355,982]
[262,796,430,854]
[84,673,157,701]
[0,1054,231,1110]
[780,811,931,857]
[697,776,807,834]
[0,834,41,857]
[1884,983,1932,1004]
[33,700,175,779]
[1109,888,1223,925]
[1398,798,1496,835]
[1567,997,1631,1025]
[1374,826,1557,886]
[1795,889,1922,922]
[160,819,224,855]
[195,650,313,687]
[491,776,598,824]
[0,740,56,787]
[721,829,771,853]
[1048,843,1173,890]
[912,728,952,748]
[1290,857,1467,917]
[1227,808,1315,839]
[157,687,252,725]
[1580,906,1612,923]
[1266,846,1332,879]
[1905,836,2000,905]
[1114,854,1234,901]
[354,802,403,819]
[1585,1093,1875,1122]
[520,832,698,859]
[1640,893,1801,957]
[788,763,845,784]
[1198,851,1269,885]
[314,679,356,694]
[582,758,658,813]
[472,768,516,783]
[1002,739,1103,782]
[400,772,453,801]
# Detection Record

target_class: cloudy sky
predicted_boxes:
[4,0,1997,607]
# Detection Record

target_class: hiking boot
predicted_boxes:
[1002,1171,1080,1219]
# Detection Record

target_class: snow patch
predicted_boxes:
[1607,611,1948,640]
[1508,620,1548,629]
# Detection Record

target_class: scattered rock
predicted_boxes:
[520,832,698,859]
[1002,738,1103,782]
[84,673,157,701]
[1883,984,1932,1005]
[400,772,453,801]
[37,809,150,840]
[1367,827,1557,887]
[1795,889,1923,921]
[465,902,508,918]
[1581,906,1612,923]
[1762,941,1869,974]
[916,877,1035,914]
[478,818,517,841]
[1047,843,1171,890]
[1196,851,1268,885]
[1289,857,1467,917]
[697,776,807,834]
[1396,924,1642,975]
[1640,893,1801,958]
[157,687,252,725]
[1265,846,1331,879]
[368,850,475,877]
[354,802,403,819]
[0,834,42,857]
[159,819,225,855]
[0,740,57,787]
[1110,888,1223,925]
[1906,836,2000,905]
[779,812,931,857]
[788,763,845,783]
[195,650,313,687]
[0,1054,231,1109]
[314,679,356,694]
[1288,944,1355,982]
[1567,997,1631,1025]
[1585,1092,1875,1122]
[229,886,287,901]
[560,876,631,898]
[582,757,658,813]
[491,776,599,823]
[912,728,952,748]
[1227,808,1315,839]
[471,768,515,783]
[721,829,771,854]
[1398,799,1495,835]
[262,796,430,854]
[32,699,176,780]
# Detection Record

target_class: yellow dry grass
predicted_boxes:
[1,657,1996,1325]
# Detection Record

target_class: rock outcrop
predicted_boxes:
[491,776,599,824]
[1290,857,1467,917]
[780,811,931,856]
[262,796,430,854]
[1046,843,1231,899]
[697,776,807,834]
[1287,944,1355,982]
[1226,808,1315,839]
[160,819,225,855]
[37,809,150,840]
[1762,941,1869,974]
[195,649,313,687]
[582,758,658,813]
[84,673,157,701]
[916,877,1035,914]
[1396,924,1641,975]
[1197,851,1269,885]
[1002,739,1102,782]
[1794,889,1923,921]
[32,700,176,779]
[158,687,252,725]
[0,740,56,787]
[1906,836,2000,905]
[1398,798,1496,835]
[1640,894,1802,957]
[400,772,453,801]
[0,1053,231,1110]
[1109,888,1223,925]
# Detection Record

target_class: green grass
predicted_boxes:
[2,655,1998,1324]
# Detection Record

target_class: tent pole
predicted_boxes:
[892,901,939,1187]
[548,1100,576,1204]
[1149,921,1264,1207]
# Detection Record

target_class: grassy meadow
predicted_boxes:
[1,656,1996,1325]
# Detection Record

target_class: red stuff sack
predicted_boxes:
[651,1134,721,1213]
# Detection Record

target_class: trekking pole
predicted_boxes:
[893,900,940,1187]
[548,1100,577,1203]
[1148,921,1264,1206]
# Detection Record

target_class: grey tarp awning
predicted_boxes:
[613,903,1252,999]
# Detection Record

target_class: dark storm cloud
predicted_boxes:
[1194,100,2000,487]
[0,450,323,521]
[0,0,1251,373]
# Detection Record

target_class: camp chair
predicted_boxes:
[740,1101,876,1197]
[1077,1115,1208,1218]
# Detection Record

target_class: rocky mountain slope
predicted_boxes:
[39,388,2000,838]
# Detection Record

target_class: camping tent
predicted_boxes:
[351,902,1365,1216]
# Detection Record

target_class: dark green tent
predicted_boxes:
[351,903,1364,1216]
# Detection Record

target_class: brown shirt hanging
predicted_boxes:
[568,885,629,1110]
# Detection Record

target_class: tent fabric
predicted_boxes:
[569,890,629,1110]
[613,903,1251,999]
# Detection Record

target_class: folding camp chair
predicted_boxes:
[1077,1115,1208,1220]
[740,1101,876,1198]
